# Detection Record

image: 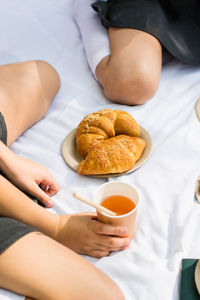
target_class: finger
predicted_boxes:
[31,182,54,207]
[40,178,60,196]
[88,250,110,258]
[91,220,128,237]
[94,236,131,251]
[39,182,49,192]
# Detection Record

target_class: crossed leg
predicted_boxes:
[0,61,124,299]
[96,28,162,105]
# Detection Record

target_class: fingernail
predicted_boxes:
[120,227,127,234]
[126,239,131,248]
[47,200,54,207]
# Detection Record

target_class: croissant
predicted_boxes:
[78,135,146,175]
[76,109,140,159]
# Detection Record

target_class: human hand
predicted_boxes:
[54,212,131,258]
[1,151,59,207]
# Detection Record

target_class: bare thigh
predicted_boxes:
[0,60,60,146]
[109,27,161,74]
[96,28,162,104]
[0,232,123,300]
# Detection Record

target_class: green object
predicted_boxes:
[180,259,200,300]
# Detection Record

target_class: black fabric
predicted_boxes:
[0,217,37,255]
[0,113,38,255]
[0,112,7,146]
[92,0,200,65]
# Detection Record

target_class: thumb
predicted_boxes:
[31,182,54,208]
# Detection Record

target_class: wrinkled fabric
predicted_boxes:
[1,0,200,299]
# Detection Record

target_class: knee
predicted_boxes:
[103,64,159,106]
[34,60,61,105]
[96,279,124,300]
[108,283,125,300]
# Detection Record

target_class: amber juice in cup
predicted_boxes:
[94,182,139,238]
[101,195,136,216]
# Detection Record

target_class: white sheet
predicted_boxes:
[0,1,200,299]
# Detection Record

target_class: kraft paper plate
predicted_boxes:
[195,260,200,294]
[195,98,200,121]
[61,127,153,178]
[195,176,200,203]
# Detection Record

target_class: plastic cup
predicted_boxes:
[94,181,139,238]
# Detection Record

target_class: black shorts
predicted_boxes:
[0,112,38,255]
[92,0,200,65]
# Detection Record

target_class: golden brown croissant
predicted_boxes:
[78,135,146,175]
[76,109,140,159]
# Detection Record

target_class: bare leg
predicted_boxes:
[0,232,124,300]
[96,28,162,105]
[0,62,124,299]
[0,60,60,146]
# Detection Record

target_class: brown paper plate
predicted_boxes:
[61,127,153,178]
[195,98,200,121]
[195,176,200,203]
[195,260,200,294]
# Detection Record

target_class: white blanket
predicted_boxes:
[0,1,200,299]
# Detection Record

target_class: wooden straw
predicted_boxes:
[73,193,116,216]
